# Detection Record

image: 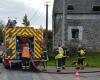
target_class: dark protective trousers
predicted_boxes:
[56,57,66,69]
[21,57,30,69]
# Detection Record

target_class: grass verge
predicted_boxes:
[47,54,100,68]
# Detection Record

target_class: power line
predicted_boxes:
[30,0,53,27]
[32,9,46,26]
[30,0,45,21]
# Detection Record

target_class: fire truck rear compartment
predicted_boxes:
[16,36,34,60]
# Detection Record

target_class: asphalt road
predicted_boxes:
[0,64,100,80]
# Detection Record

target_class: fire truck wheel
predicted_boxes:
[4,65,10,69]
[3,60,10,69]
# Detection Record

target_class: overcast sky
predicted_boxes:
[0,0,54,30]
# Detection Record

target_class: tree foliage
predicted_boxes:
[0,21,4,30]
[43,30,53,51]
[0,21,5,44]
[22,14,30,27]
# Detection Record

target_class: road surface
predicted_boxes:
[0,64,100,80]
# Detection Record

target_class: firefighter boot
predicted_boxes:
[62,66,66,70]
[56,67,61,72]
[26,62,30,69]
[22,63,25,69]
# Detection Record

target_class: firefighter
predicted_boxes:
[76,47,86,70]
[55,45,65,72]
[21,43,31,69]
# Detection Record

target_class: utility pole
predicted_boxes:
[62,0,65,45]
[46,4,48,33]
[62,0,66,46]
[45,3,48,50]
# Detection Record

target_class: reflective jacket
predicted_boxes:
[55,47,64,59]
[22,46,31,58]
[80,49,85,56]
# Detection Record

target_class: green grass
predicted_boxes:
[86,55,100,67]
[47,54,100,68]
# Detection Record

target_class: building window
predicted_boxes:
[93,6,100,11]
[71,29,79,38]
[68,26,83,41]
[67,5,74,10]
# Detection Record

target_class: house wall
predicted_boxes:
[65,18,100,51]
[53,14,100,51]
[53,0,100,51]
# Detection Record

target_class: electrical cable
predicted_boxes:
[30,0,45,21]
[31,9,46,26]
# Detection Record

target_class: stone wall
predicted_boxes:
[64,19,100,51]
[54,18,100,51]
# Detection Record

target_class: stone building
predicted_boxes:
[52,0,100,51]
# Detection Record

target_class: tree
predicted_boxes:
[0,21,5,30]
[22,14,30,27]
[43,29,53,52]
[0,21,5,44]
